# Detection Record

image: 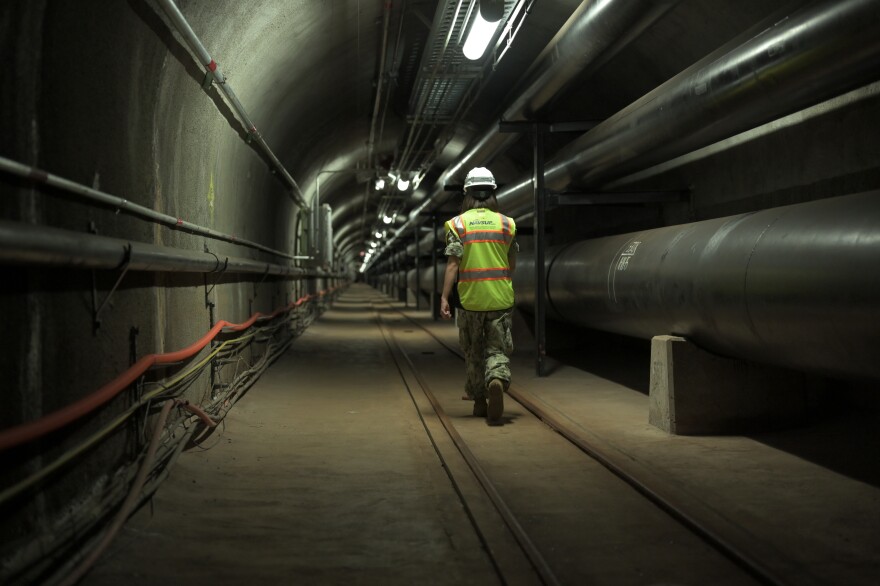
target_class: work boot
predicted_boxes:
[487,379,504,425]
[473,397,487,417]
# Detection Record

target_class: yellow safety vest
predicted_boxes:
[445,208,516,311]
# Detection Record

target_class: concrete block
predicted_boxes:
[649,335,824,435]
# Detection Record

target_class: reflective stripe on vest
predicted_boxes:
[449,209,516,311]
[459,267,511,282]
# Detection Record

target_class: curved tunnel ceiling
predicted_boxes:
[153,0,758,263]
[147,0,586,263]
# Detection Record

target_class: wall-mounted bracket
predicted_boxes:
[91,242,132,333]
[203,246,228,328]
[497,120,554,376]
[203,249,228,303]
[252,265,271,300]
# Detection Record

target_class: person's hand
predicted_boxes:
[440,297,452,320]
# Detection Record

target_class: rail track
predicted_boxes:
[373,300,789,586]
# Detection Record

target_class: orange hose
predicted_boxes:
[0,291,328,452]
[175,400,218,428]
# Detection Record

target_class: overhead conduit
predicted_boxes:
[495,0,880,215]
[155,0,308,209]
[378,0,880,261]
[370,0,682,266]
[435,0,681,198]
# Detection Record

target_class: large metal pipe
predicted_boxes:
[0,220,331,278]
[499,0,880,215]
[513,192,880,381]
[433,0,680,201]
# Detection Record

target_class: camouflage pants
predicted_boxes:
[456,308,514,399]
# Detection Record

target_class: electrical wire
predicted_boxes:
[59,400,175,586]
[0,334,251,506]
[1,287,343,583]
[0,290,340,504]
[0,294,320,452]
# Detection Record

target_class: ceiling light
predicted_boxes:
[382,215,392,224]
[370,241,377,248]
[375,178,385,190]
[462,9,500,61]
[397,177,410,191]
[375,231,383,238]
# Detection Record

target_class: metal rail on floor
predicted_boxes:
[373,303,560,586]
[394,308,795,586]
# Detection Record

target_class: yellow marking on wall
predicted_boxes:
[208,172,216,222]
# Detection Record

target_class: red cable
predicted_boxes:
[0,291,332,452]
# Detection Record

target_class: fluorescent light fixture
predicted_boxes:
[397,177,410,191]
[462,11,500,61]
[375,178,385,190]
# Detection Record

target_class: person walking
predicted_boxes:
[440,167,517,425]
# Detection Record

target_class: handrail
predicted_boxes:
[0,156,308,261]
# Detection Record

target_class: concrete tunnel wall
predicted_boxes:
[0,1,340,558]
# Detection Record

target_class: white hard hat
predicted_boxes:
[464,167,496,192]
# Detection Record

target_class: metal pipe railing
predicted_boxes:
[0,220,334,278]
[0,156,307,261]
[156,0,308,209]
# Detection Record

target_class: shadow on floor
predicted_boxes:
[537,317,880,488]
[747,403,880,489]
[544,323,652,393]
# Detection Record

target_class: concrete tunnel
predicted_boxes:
[1,0,879,583]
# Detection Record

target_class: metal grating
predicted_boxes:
[407,0,516,121]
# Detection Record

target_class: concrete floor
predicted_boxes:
[81,284,880,585]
